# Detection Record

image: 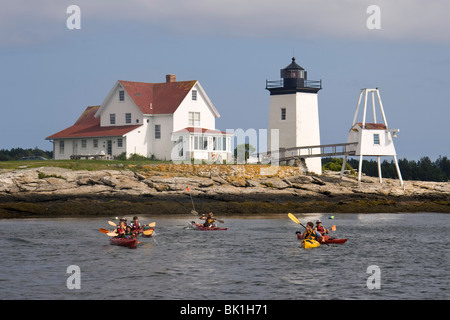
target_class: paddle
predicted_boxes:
[143,229,154,236]
[186,186,198,215]
[99,228,110,234]
[108,221,117,227]
[288,213,307,229]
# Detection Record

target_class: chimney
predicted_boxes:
[166,74,176,83]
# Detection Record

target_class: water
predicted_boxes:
[0,213,448,300]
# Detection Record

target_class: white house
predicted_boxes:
[46,74,232,162]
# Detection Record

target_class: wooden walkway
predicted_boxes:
[266,142,357,163]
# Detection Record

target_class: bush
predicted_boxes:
[114,152,149,161]
[322,158,355,174]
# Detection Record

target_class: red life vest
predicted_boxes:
[317,225,325,233]
[131,221,141,231]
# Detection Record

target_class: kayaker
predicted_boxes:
[302,222,322,241]
[130,216,142,233]
[115,220,127,238]
[315,220,329,236]
[124,225,135,239]
[200,212,216,228]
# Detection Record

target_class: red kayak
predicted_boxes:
[191,222,227,231]
[296,232,347,244]
[110,237,137,248]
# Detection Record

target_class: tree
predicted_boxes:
[234,143,256,164]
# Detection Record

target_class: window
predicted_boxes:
[223,137,227,151]
[192,90,197,101]
[110,114,116,125]
[373,134,380,145]
[188,112,200,126]
[93,139,98,148]
[119,90,125,101]
[193,136,209,150]
[155,124,161,139]
[59,141,64,154]
[194,136,199,150]
[281,108,286,120]
[81,140,87,149]
[178,137,183,157]
[117,138,123,148]
[125,113,131,124]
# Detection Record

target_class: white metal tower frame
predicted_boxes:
[341,88,404,187]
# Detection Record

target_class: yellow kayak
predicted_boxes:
[301,239,320,249]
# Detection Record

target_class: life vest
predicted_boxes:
[131,221,141,231]
[204,217,215,227]
[316,225,325,233]
[116,227,126,236]
[305,229,317,240]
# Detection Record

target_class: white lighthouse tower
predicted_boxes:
[266,57,323,174]
[341,88,403,187]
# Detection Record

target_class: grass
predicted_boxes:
[0,159,172,172]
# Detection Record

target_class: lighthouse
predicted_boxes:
[266,57,323,174]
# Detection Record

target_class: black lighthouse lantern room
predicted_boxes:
[266,57,322,95]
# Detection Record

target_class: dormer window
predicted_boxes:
[119,90,125,102]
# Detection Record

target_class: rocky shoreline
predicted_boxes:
[0,164,449,218]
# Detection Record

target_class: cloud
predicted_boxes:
[1,0,450,46]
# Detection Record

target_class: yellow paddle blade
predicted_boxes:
[108,221,117,227]
[107,232,118,237]
[143,229,154,236]
[331,225,336,231]
[147,222,156,227]
[288,213,300,224]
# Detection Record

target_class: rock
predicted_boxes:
[0,165,449,216]
[260,177,289,189]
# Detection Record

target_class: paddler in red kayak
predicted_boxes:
[115,219,127,238]
[200,212,216,228]
[315,220,329,236]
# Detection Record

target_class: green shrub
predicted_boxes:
[322,158,355,174]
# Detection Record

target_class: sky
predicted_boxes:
[1,0,449,161]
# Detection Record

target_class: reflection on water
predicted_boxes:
[0,213,448,300]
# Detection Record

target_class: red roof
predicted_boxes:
[173,127,231,135]
[356,123,387,130]
[46,106,142,140]
[119,80,197,114]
